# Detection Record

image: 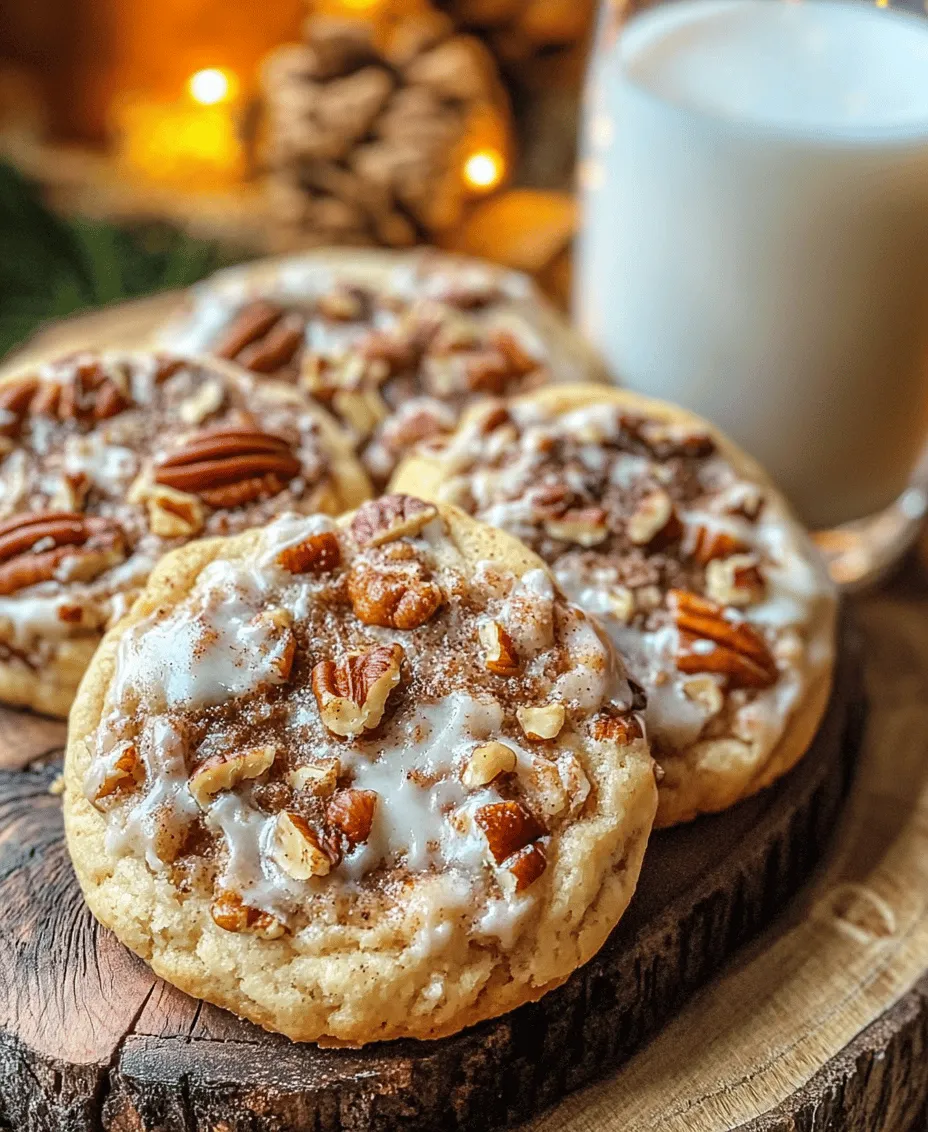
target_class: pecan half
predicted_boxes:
[0,512,125,595]
[311,643,404,737]
[347,548,443,630]
[213,301,301,372]
[350,494,438,547]
[154,427,301,506]
[238,314,306,373]
[670,589,777,689]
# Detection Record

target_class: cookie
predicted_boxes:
[392,386,837,827]
[0,351,370,716]
[63,495,656,1045]
[153,248,605,486]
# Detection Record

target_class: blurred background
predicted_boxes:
[0,0,595,355]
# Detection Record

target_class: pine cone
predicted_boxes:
[261,6,513,249]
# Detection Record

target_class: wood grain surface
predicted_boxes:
[1,294,927,1132]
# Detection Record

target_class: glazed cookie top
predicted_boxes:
[155,250,601,486]
[0,351,369,660]
[392,387,837,826]
[75,497,653,1040]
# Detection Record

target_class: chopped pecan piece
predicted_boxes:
[350,494,438,547]
[317,286,366,321]
[462,741,517,788]
[670,589,777,689]
[490,330,540,378]
[144,485,206,538]
[0,512,125,595]
[639,421,715,459]
[0,377,39,436]
[188,745,277,809]
[90,742,144,806]
[517,704,566,741]
[686,524,749,564]
[592,711,643,744]
[276,531,341,574]
[210,891,286,938]
[544,507,609,548]
[479,620,521,676]
[505,841,548,892]
[288,757,340,797]
[705,555,766,607]
[311,643,404,737]
[627,489,682,549]
[273,811,334,879]
[154,427,301,506]
[347,549,443,630]
[475,801,546,865]
[327,788,378,847]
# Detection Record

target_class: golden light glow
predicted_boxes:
[463,149,505,193]
[116,98,243,187]
[338,0,383,10]
[187,68,236,105]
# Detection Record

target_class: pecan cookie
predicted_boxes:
[0,352,370,716]
[63,496,656,1044]
[393,386,837,827]
[153,248,606,487]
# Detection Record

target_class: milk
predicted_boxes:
[576,0,928,529]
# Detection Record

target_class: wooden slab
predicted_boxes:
[0,622,862,1132]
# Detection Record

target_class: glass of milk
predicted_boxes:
[576,0,928,588]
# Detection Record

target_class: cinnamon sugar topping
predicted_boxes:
[84,501,641,945]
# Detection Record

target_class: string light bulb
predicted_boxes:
[187,68,237,105]
[463,149,505,193]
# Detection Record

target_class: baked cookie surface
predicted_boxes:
[153,249,605,486]
[64,496,656,1045]
[0,351,369,716]
[392,386,837,827]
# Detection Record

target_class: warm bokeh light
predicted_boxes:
[187,68,236,105]
[337,0,383,11]
[463,149,505,192]
[116,98,243,186]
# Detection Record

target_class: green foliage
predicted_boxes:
[0,161,240,358]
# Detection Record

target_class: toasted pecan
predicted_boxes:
[670,589,777,689]
[154,427,301,502]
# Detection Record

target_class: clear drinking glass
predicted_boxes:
[575,0,928,589]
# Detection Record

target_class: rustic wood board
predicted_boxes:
[2,295,928,1131]
[0,625,861,1132]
